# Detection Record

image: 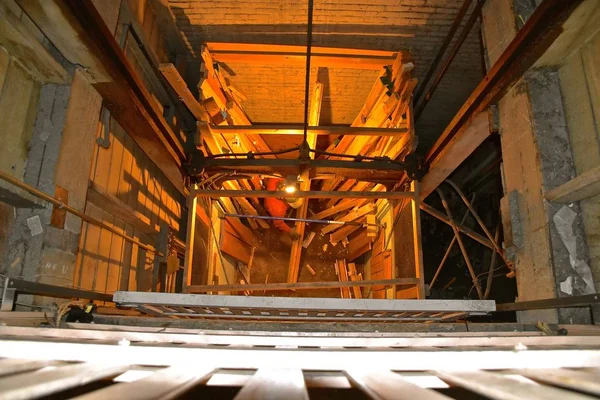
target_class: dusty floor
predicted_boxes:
[249,222,363,298]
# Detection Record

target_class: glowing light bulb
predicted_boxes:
[284,185,296,194]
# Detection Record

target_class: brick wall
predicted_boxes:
[168,0,483,152]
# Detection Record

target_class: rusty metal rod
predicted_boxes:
[436,188,483,299]
[430,194,475,289]
[445,179,511,267]
[0,170,162,256]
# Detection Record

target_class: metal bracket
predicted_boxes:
[1,278,16,312]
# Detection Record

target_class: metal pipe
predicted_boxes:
[221,213,380,227]
[0,171,162,256]
[429,194,475,289]
[444,179,511,267]
[413,0,473,105]
[415,0,486,119]
[436,188,483,299]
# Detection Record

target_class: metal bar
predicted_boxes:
[185,278,418,293]
[222,213,381,227]
[6,278,113,303]
[195,190,414,200]
[0,340,598,371]
[429,194,475,289]
[413,0,473,105]
[436,188,483,299]
[415,0,485,119]
[113,291,495,313]
[445,180,511,266]
[0,170,162,256]
[420,202,493,249]
[209,125,408,136]
[496,294,600,312]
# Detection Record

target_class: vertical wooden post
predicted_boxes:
[152,223,168,292]
[183,187,198,293]
[411,181,426,299]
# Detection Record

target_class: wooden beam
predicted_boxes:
[287,81,324,283]
[411,181,426,299]
[159,63,207,121]
[195,190,415,200]
[86,181,157,238]
[221,229,253,264]
[322,203,375,234]
[420,112,490,200]
[209,124,408,136]
[210,53,396,70]
[0,2,69,84]
[312,199,362,220]
[545,165,600,203]
[183,191,197,292]
[206,42,397,58]
[186,277,418,293]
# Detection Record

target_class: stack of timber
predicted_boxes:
[368,231,393,299]
[319,52,417,223]
[335,260,364,299]
[159,46,272,230]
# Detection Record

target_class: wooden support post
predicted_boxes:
[411,181,426,299]
[183,189,198,293]
[153,223,168,292]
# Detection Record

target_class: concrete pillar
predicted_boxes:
[482,1,594,323]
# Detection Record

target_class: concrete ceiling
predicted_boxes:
[168,0,484,154]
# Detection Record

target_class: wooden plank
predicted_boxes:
[87,181,157,238]
[0,1,69,83]
[411,181,426,299]
[346,369,450,400]
[183,192,197,292]
[75,366,215,399]
[348,231,372,261]
[435,370,591,400]
[234,369,308,400]
[0,359,55,378]
[348,263,363,299]
[396,286,418,299]
[209,125,408,136]
[420,111,490,200]
[221,229,254,264]
[0,362,128,399]
[545,165,600,203]
[321,203,375,234]
[224,217,254,245]
[211,53,395,70]
[206,42,396,58]
[337,259,351,298]
[520,368,600,396]
[159,63,207,121]
[311,199,361,220]
[187,277,417,293]
[330,217,365,245]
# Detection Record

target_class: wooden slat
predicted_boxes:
[330,216,365,244]
[234,369,308,400]
[221,229,254,264]
[206,42,397,58]
[519,368,600,396]
[224,217,254,245]
[545,165,600,203]
[211,53,394,70]
[0,359,55,378]
[312,199,361,220]
[75,366,215,399]
[187,278,417,293]
[159,63,207,121]
[411,181,426,299]
[436,370,593,400]
[321,203,375,234]
[346,369,451,399]
[0,362,128,399]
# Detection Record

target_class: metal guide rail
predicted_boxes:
[113,291,496,322]
[0,325,600,399]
